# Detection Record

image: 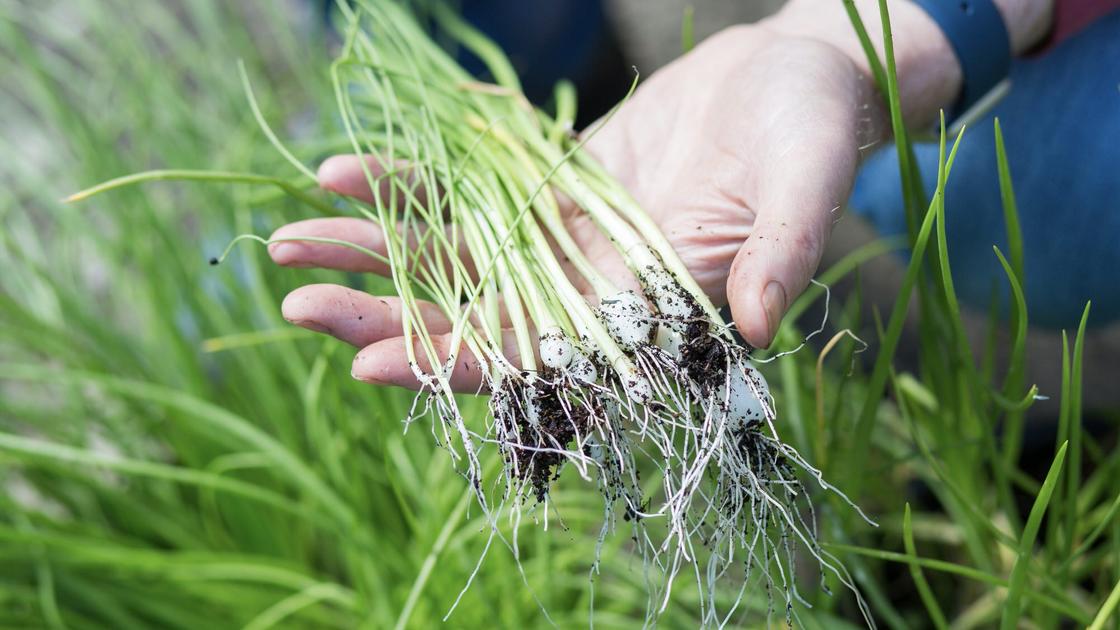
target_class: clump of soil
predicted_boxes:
[509,375,595,501]
[678,317,726,395]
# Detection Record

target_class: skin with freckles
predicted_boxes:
[267,0,1052,393]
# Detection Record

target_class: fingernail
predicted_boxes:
[288,318,331,335]
[270,242,316,267]
[351,368,385,384]
[762,281,786,343]
[269,242,296,263]
[351,355,389,385]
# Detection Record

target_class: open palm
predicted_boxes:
[269,22,884,391]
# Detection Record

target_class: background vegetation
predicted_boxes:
[1,1,1117,627]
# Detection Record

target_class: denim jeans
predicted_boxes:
[849,11,1120,330]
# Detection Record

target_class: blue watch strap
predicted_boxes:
[910,0,1012,118]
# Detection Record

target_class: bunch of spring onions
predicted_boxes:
[323,3,874,623]
[70,1,872,624]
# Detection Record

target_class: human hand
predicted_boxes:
[268,0,971,390]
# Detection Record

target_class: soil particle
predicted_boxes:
[622,498,649,522]
[623,503,638,522]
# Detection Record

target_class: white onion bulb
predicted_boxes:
[726,363,770,433]
[598,290,654,352]
[569,353,598,384]
[539,329,574,369]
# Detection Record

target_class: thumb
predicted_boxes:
[727,214,832,348]
[726,148,856,348]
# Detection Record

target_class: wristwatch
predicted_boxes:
[910,0,1012,129]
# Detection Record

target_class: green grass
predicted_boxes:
[1,1,1118,628]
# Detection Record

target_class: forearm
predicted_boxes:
[997,0,1056,52]
[762,0,1054,131]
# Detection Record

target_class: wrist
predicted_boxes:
[763,0,1053,131]
[764,0,960,131]
[996,0,1056,53]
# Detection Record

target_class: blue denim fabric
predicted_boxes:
[459,0,607,103]
[849,11,1120,329]
[324,1,608,104]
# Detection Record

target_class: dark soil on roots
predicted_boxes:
[511,374,596,502]
[678,309,728,398]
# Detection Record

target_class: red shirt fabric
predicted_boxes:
[1037,0,1120,52]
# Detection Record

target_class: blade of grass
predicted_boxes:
[993,121,1029,475]
[1064,303,1092,570]
[993,118,1024,280]
[840,1,887,91]
[1000,441,1068,629]
[891,365,1009,572]
[202,328,318,353]
[680,5,695,53]
[875,0,924,236]
[993,246,1031,532]
[0,433,317,523]
[1087,577,1120,630]
[989,385,1040,412]
[846,169,938,492]
[1062,491,1120,573]
[243,583,358,630]
[815,330,860,468]
[826,543,1088,623]
[0,364,358,529]
[393,490,471,630]
[994,244,1030,478]
[930,116,1023,535]
[14,514,67,630]
[1050,331,1073,561]
[238,60,316,181]
[903,504,948,629]
[65,169,336,216]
